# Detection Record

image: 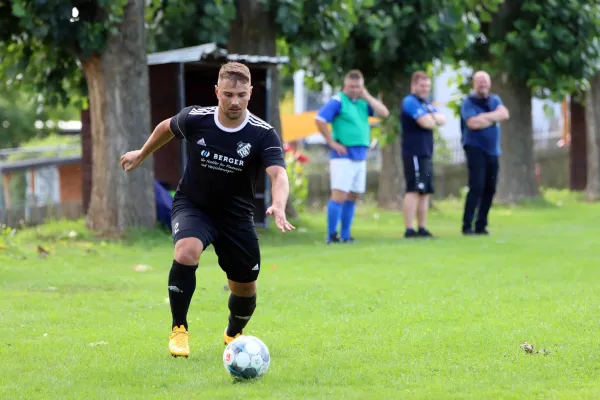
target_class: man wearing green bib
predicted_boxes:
[315,70,389,243]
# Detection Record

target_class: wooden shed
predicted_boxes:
[81,43,288,227]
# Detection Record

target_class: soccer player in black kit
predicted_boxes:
[120,62,294,358]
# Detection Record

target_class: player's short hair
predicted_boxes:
[344,69,364,81]
[218,62,251,85]
[411,70,430,84]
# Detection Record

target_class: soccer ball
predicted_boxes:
[223,335,270,379]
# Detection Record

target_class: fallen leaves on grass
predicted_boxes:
[89,341,108,347]
[520,341,550,356]
[37,245,50,259]
[520,342,534,353]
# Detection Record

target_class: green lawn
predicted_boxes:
[1,190,599,399]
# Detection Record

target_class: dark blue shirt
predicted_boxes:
[400,94,437,158]
[460,94,504,156]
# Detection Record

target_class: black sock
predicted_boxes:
[226,293,257,337]
[168,260,198,330]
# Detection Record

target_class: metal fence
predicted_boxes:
[302,131,565,172]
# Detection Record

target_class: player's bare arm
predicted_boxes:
[120,118,175,171]
[466,115,493,130]
[361,88,390,118]
[431,111,447,125]
[416,114,439,130]
[265,165,295,234]
[484,105,510,122]
[467,106,510,130]
[315,119,347,155]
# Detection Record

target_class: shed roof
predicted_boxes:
[147,43,289,66]
[0,156,81,174]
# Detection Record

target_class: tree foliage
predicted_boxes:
[0,84,79,149]
[317,1,501,89]
[454,0,600,100]
[146,0,236,52]
[0,1,136,109]
[0,0,361,110]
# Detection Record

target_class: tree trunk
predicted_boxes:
[584,73,600,201]
[81,0,155,234]
[492,74,539,202]
[377,78,409,209]
[377,136,404,209]
[228,0,297,218]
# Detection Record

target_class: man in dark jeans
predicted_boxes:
[460,71,510,235]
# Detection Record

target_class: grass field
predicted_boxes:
[1,190,599,399]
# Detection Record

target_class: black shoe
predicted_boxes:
[462,228,475,236]
[404,228,418,238]
[326,232,341,244]
[341,236,354,244]
[417,228,435,238]
[475,228,489,235]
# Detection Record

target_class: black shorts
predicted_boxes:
[403,155,434,194]
[171,194,260,283]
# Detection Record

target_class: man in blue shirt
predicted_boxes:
[460,71,510,235]
[315,70,389,244]
[400,70,447,238]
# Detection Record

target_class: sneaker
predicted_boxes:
[475,228,489,235]
[404,228,418,238]
[326,232,341,244]
[417,228,435,238]
[169,325,190,357]
[224,328,243,345]
[462,228,475,236]
[341,236,355,243]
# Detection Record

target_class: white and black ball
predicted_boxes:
[223,335,270,379]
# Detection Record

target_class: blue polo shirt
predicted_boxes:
[460,94,504,156]
[316,94,374,161]
[400,94,437,158]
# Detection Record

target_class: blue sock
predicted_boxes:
[341,200,356,240]
[327,200,343,236]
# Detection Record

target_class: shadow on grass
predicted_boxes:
[440,187,584,212]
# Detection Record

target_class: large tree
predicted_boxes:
[0,0,155,234]
[454,0,600,202]
[585,73,600,201]
[315,0,502,208]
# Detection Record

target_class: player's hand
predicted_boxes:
[360,87,371,99]
[329,141,347,156]
[266,206,295,234]
[120,150,144,172]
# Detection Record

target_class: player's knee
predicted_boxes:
[229,280,257,297]
[174,238,204,265]
[347,192,360,202]
[330,189,348,203]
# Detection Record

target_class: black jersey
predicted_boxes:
[169,105,285,220]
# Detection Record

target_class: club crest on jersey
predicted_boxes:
[237,142,251,158]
